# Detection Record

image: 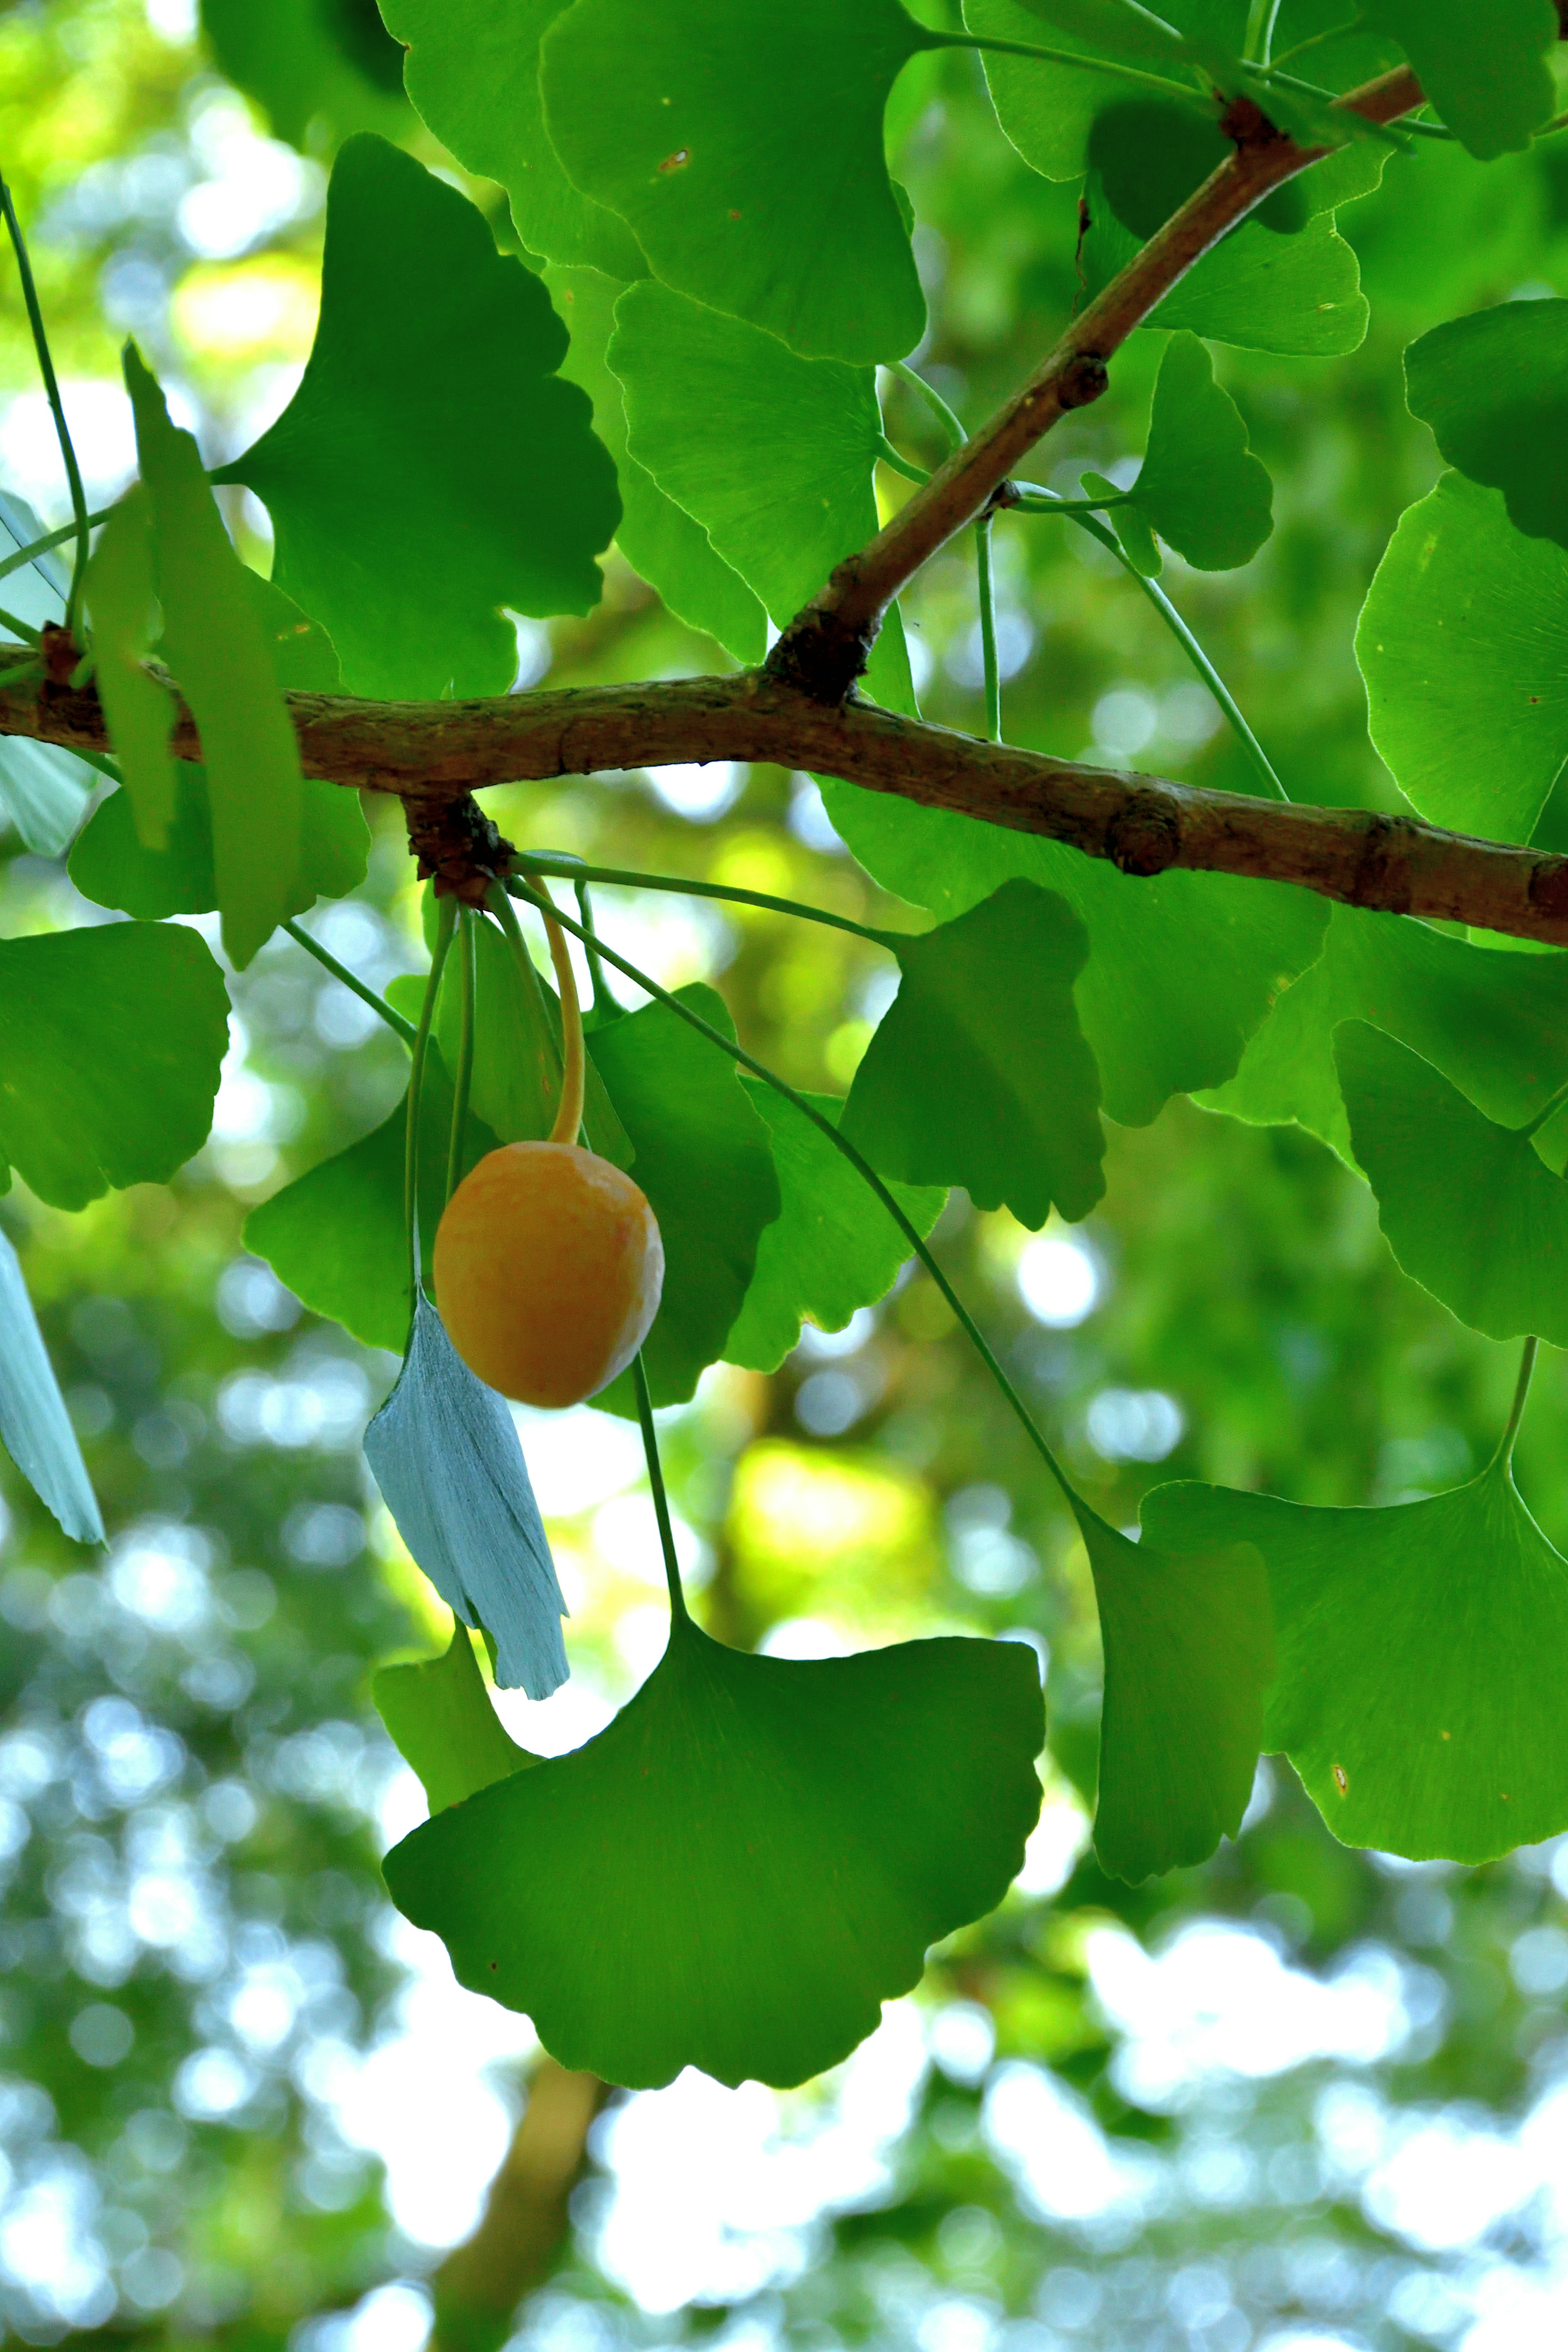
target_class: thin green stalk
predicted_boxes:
[975,512,1002,744]
[0,175,92,637]
[1492,1337,1539,1474]
[0,505,112,588]
[937,30,1201,104]
[633,1353,690,1622]
[1243,0,1285,63]
[404,895,457,1314]
[876,436,930,488]
[0,603,42,647]
[282,918,418,1047]
[574,877,620,1019]
[506,875,1088,1522]
[1265,11,1357,69]
[1016,491,1287,801]
[1250,62,1441,136]
[510,853,897,948]
[445,906,478,1204]
[1518,1071,1568,1145]
[888,362,966,455]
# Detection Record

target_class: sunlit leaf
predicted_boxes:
[1361,0,1556,160]
[1356,472,1568,843]
[0,1223,104,1547]
[366,1293,568,1698]
[200,0,409,149]
[123,346,305,968]
[818,785,1327,1125]
[214,135,620,699]
[588,987,780,1406]
[83,487,176,853]
[373,1624,536,1816]
[1101,203,1368,358]
[1082,1502,1273,1883]
[1405,300,1568,557]
[724,1084,944,1374]
[1143,1461,1568,1863]
[0,492,95,855]
[1129,332,1273,572]
[843,882,1105,1228]
[547,264,765,662]
[382,0,644,277]
[541,0,938,364]
[384,1613,1044,2088]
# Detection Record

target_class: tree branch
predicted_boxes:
[767,64,1424,701]
[17,662,1568,949]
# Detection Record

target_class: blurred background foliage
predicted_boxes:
[3,2,1568,2348]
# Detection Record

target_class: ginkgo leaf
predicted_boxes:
[1081,1501,1274,1884]
[200,0,409,150]
[84,488,177,853]
[0,924,229,1212]
[547,264,765,663]
[0,1223,104,1547]
[383,0,644,278]
[428,921,633,1167]
[1143,1460,1568,1864]
[243,1065,502,1353]
[589,987,781,1406]
[373,1624,535,1817]
[214,136,621,700]
[124,347,307,969]
[819,783,1327,1126]
[1356,472,1568,843]
[1129,333,1273,573]
[723,1084,944,1375]
[1404,301,1568,558]
[1207,903,1568,1164]
[842,881,1105,1228]
[1361,0,1556,161]
[1335,1021,1568,1346]
[366,1292,568,1698]
[383,1612,1044,2088]
[0,492,95,855]
[610,280,916,708]
[540,0,938,365]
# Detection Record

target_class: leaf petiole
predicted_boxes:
[876,436,930,488]
[1492,1336,1539,1474]
[510,853,900,949]
[975,512,1002,744]
[0,504,114,589]
[445,907,478,1205]
[935,29,1205,105]
[281,917,419,1047]
[632,1353,689,1622]
[0,173,93,638]
[887,362,966,457]
[405,894,457,1317]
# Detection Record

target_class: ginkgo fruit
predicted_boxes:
[434,1139,664,1408]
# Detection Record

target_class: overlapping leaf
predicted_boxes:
[366,1293,568,1697]
[0,924,229,1212]
[1361,0,1556,161]
[541,0,938,364]
[214,136,620,699]
[610,281,915,708]
[723,1084,944,1375]
[384,1613,1044,2088]
[1144,1462,1568,1863]
[0,1224,104,1546]
[842,881,1105,1227]
[547,265,764,663]
[588,987,780,1406]
[1085,193,1368,357]
[1405,301,1568,557]
[0,492,96,855]
[1120,332,1273,573]
[1207,902,1568,1162]
[200,0,408,149]
[383,0,643,277]
[818,784,1327,1126]
[428,919,632,1166]
[373,1625,535,1817]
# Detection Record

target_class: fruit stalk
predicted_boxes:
[541,901,586,1146]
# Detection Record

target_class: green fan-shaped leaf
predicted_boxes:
[243,1063,501,1354]
[425,924,633,1168]
[0,1223,104,1547]
[962,0,1132,180]
[540,0,938,365]
[1361,0,1556,161]
[1335,1020,1568,1345]
[82,488,176,851]
[842,882,1105,1227]
[588,987,781,1407]
[1405,300,1568,557]
[0,924,229,1212]
[547,265,764,662]
[1143,1461,1568,1863]
[1082,1501,1273,1883]
[382,0,643,277]
[724,1084,945,1375]
[200,0,408,150]
[123,347,307,969]
[1129,332,1273,572]
[383,1613,1044,2088]
[70,766,368,923]
[1355,472,1568,842]
[374,1626,535,1819]
[1150,210,1367,359]
[1207,902,1568,1164]
[214,136,620,700]
[817,785,1327,1126]
[610,281,918,705]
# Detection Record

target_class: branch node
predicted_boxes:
[1219,93,1290,152]
[1106,789,1180,878]
[1059,352,1110,412]
[406,792,516,907]
[1528,856,1568,929]
[1349,813,1416,915]
[763,603,873,706]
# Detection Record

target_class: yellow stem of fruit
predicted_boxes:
[543,905,586,1146]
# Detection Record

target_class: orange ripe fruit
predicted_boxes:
[434,1142,664,1409]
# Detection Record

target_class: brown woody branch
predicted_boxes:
[768,65,1425,702]
[14,663,1568,948]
